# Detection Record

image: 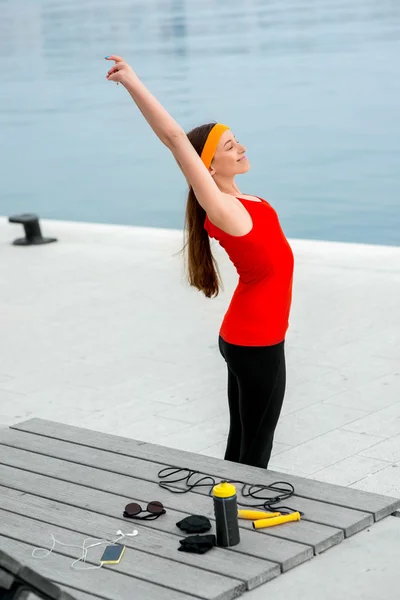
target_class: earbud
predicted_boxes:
[116,529,138,538]
[127,530,138,537]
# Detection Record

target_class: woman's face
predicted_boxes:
[210,129,250,177]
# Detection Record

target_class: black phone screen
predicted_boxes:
[100,544,125,563]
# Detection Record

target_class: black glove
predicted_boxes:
[176,515,212,534]
[178,534,216,554]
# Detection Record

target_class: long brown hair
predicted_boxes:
[181,122,223,299]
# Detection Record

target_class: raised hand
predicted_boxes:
[105,55,135,86]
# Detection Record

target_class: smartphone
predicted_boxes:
[100,544,126,565]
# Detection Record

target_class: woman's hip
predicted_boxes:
[218,335,285,379]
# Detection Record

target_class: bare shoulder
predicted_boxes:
[207,193,254,237]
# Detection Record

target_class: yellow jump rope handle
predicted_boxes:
[238,510,281,520]
[252,512,301,529]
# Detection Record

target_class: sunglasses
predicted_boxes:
[123,501,166,520]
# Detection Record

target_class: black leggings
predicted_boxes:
[218,335,286,469]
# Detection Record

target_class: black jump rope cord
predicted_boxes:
[157,466,301,515]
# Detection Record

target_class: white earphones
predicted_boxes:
[32,529,139,570]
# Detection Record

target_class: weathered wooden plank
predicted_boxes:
[0,450,313,572]
[25,594,76,600]
[0,485,280,590]
[61,586,103,600]
[0,509,245,600]
[0,428,373,537]
[0,536,194,600]
[17,592,76,600]
[13,418,398,521]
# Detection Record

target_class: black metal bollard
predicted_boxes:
[8,214,57,246]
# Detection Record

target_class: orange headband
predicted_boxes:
[200,123,230,169]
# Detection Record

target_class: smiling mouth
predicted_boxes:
[238,156,247,161]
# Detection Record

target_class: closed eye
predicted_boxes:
[225,137,239,151]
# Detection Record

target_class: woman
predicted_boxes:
[105,55,294,469]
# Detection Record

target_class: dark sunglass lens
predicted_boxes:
[147,501,164,514]
[125,502,141,516]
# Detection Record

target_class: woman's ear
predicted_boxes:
[209,166,216,176]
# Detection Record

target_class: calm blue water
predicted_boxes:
[1,0,400,246]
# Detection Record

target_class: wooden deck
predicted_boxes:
[0,418,399,600]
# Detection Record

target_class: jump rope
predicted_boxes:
[158,466,299,514]
[32,465,298,569]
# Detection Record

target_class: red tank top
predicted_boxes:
[204,197,294,346]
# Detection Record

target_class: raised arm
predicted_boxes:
[105,56,228,224]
